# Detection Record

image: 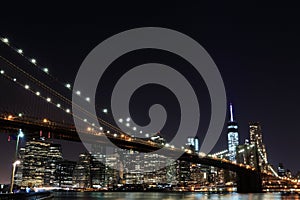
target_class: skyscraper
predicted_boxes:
[90,144,106,188]
[186,137,200,153]
[44,144,63,186]
[56,160,76,188]
[249,122,268,171]
[21,139,62,187]
[278,163,286,177]
[227,103,239,162]
[72,153,91,188]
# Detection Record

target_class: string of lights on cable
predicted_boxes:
[0,36,146,137]
[0,37,109,114]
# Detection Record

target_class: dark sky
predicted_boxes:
[1,2,300,183]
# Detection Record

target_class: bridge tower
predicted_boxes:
[236,144,262,193]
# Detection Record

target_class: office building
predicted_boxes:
[56,160,76,188]
[21,139,61,187]
[278,163,286,177]
[44,144,63,186]
[249,122,268,171]
[186,137,200,153]
[72,153,91,188]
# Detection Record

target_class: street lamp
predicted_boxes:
[15,129,24,160]
[9,129,24,193]
[9,160,21,193]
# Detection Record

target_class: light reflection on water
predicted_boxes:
[53,192,299,200]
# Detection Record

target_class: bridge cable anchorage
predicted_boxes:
[0,55,128,137]
[0,36,108,117]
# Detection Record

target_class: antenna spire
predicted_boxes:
[230,103,234,122]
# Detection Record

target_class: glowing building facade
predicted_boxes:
[227,103,239,162]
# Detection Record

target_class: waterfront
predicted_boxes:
[52,192,299,200]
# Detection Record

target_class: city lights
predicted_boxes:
[1,28,297,195]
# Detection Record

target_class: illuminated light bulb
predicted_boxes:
[2,38,9,43]
[36,91,40,96]
[140,131,143,134]
[65,83,71,89]
[24,85,29,89]
[46,97,51,102]
[126,123,130,127]
[118,118,123,123]
[126,117,130,122]
[43,68,49,73]
[56,103,61,108]
[133,127,137,131]
[17,49,23,54]
[113,133,117,137]
[31,59,36,64]
[92,123,95,126]
[103,108,108,113]
[76,90,81,95]
[66,109,70,113]
[99,127,103,131]
[107,130,110,134]
[85,97,90,102]
[13,78,17,82]
[83,119,87,122]
[18,113,23,117]
[0,70,4,74]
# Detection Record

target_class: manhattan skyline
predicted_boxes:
[1,6,300,183]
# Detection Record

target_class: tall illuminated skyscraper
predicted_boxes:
[227,103,239,162]
[249,122,268,171]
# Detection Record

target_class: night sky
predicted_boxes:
[1,3,300,183]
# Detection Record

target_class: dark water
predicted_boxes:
[53,192,300,200]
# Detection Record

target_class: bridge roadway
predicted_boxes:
[0,116,263,193]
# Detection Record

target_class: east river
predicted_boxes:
[52,192,299,199]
